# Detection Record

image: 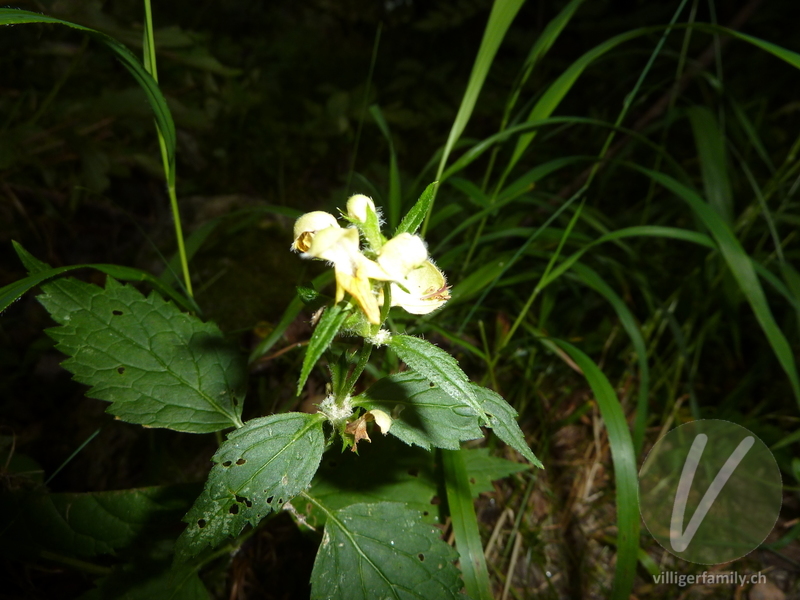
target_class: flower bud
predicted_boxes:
[346,194,377,223]
[292,211,340,252]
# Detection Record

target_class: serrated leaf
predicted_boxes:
[297,303,350,395]
[0,485,198,559]
[395,182,437,236]
[298,437,522,530]
[37,276,245,433]
[309,500,463,600]
[388,334,488,426]
[461,448,530,496]
[474,385,542,468]
[176,413,325,559]
[354,372,483,450]
[298,436,441,528]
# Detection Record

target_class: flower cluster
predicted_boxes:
[291,195,449,325]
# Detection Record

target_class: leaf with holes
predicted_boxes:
[36,276,245,433]
[309,500,463,600]
[176,412,326,559]
[354,372,483,450]
[475,385,542,468]
[388,334,488,425]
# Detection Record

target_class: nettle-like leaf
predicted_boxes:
[476,386,543,468]
[297,436,530,530]
[0,485,198,559]
[354,372,483,450]
[309,500,464,600]
[37,276,246,432]
[388,334,489,425]
[354,368,540,465]
[462,448,530,495]
[176,413,325,559]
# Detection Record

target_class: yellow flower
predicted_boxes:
[302,226,391,324]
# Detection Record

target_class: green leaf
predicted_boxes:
[552,340,639,600]
[297,303,350,395]
[354,371,484,450]
[83,563,210,600]
[474,385,542,468]
[2,241,198,315]
[0,9,176,169]
[638,166,800,406]
[298,436,523,529]
[388,334,488,425]
[176,413,325,559]
[441,449,492,600]
[395,181,437,237]
[300,436,442,527]
[461,447,530,496]
[0,485,198,559]
[308,499,463,600]
[687,106,734,224]
[38,276,245,433]
[428,0,525,223]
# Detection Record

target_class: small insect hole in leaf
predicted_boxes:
[429,382,435,388]
[117,367,125,374]
[430,495,441,505]
[418,553,425,561]
[112,310,123,316]
[266,496,274,504]
[235,495,247,504]
[244,498,252,508]
[233,397,239,406]
[423,511,429,516]
[235,458,246,466]
[222,461,232,467]
[229,504,239,514]
[407,468,419,477]
[197,519,206,528]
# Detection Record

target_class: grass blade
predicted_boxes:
[687,106,734,224]
[552,340,639,600]
[636,166,800,406]
[569,263,650,456]
[425,0,525,230]
[369,104,402,230]
[441,448,493,600]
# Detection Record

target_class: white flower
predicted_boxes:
[292,211,340,252]
[376,233,428,279]
[387,260,450,315]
